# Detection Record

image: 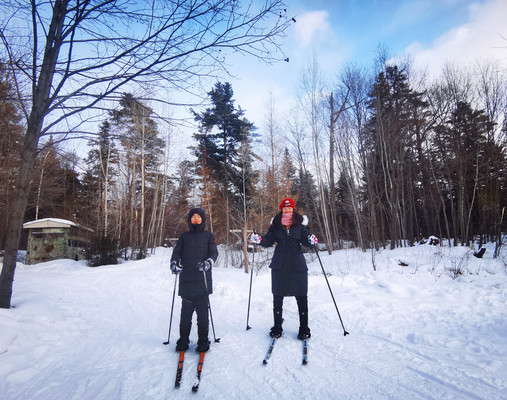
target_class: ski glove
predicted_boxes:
[170,261,182,274]
[308,234,318,245]
[249,233,262,244]
[198,258,214,272]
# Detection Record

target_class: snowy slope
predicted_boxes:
[1,243,506,399]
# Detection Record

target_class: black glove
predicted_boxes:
[170,261,182,274]
[197,258,213,272]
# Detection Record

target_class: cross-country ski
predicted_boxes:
[262,337,278,365]
[191,352,206,392]
[262,336,309,366]
[302,339,308,365]
[174,351,185,388]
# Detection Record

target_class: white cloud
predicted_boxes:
[294,11,331,47]
[407,0,507,77]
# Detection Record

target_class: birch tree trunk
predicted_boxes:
[35,150,51,220]
[300,55,333,253]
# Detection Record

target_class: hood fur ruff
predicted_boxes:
[270,212,308,228]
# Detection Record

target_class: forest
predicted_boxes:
[1,57,506,263]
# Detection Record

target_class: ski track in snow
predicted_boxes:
[0,245,506,399]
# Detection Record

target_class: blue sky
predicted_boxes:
[224,0,507,136]
[65,0,507,166]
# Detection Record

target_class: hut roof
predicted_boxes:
[23,218,93,232]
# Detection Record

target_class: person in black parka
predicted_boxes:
[250,198,318,340]
[170,207,218,353]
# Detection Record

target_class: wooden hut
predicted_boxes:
[23,218,94,265]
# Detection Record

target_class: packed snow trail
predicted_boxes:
[0,244,506,399]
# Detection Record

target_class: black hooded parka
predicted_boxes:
[170,208,218,297]
[259,211,312,296]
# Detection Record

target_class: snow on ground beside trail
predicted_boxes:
[0,242,506,399]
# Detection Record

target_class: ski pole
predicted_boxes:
[246,239,256,330]
[314,245,349,336]
[202,270,220,343]
[163,273,178,345]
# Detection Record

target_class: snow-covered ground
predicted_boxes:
[1,242,506,399]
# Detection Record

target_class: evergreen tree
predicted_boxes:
[280,148,297,198]
[165,160,195,237]
[0,65,23,248]
[364,64,428,248]
[432,101,498,245]
[192,82,256,242]
[292,166,320,233]
[335,171,356,242]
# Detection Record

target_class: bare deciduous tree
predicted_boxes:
[298,54,333,252]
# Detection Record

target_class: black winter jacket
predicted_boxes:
[171,208,218,297]
[259,211,312,296]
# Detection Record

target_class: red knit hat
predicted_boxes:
[279,198,295,210]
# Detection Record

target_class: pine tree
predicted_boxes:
[280,148,297,201]
[432,101,497,245]
[164,160,195,237]
[292,166,320,234]
[0,65,23,248]
[193,82,255,243]
[364,64,427,248]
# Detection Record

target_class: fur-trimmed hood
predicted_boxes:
[271,211,308,229]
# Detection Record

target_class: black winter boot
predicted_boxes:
[297,310,311,340]
[195,341,210,353]
[175,338,189,351]
[269,308,283,338]
[176,324,191,351]
[297,326,311,340]
[196,325,210,353]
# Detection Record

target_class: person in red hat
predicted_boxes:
[250,198,318,340]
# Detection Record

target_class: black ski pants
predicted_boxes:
[179,295,209,345]
[273,294,308,329]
